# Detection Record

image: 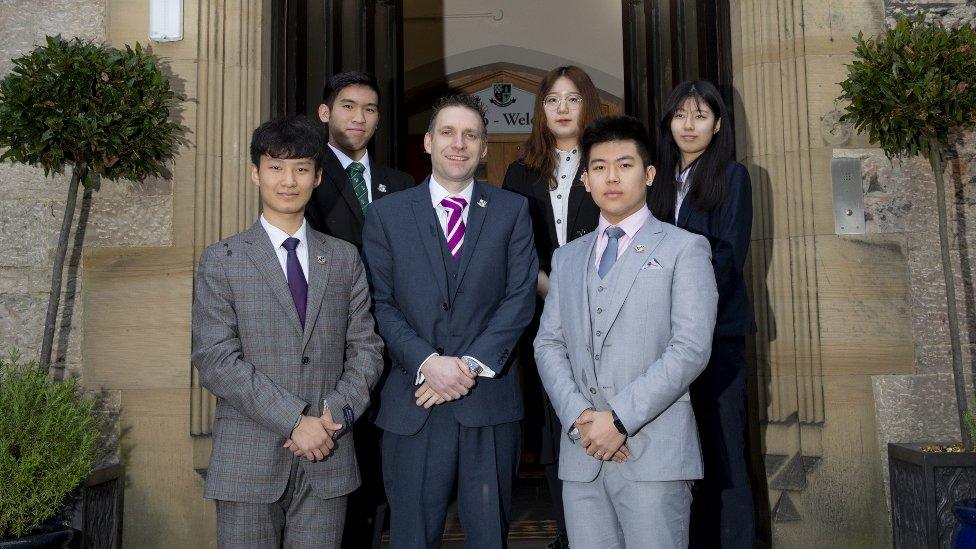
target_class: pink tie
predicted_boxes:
[440,196,467,259]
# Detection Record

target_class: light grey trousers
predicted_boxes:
[563,464,692,548]
[215,459,347,549]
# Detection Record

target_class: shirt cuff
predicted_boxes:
[416,353,439,385]
[462,356,496,378]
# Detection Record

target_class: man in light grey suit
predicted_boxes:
[535,115,718,548]
[192,116,384,548]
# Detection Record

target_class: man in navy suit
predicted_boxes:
[362,94,538,548]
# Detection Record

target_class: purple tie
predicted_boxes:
[282,237,307,327]
[440,196,467,259]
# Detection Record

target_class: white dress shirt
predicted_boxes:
[674,165,693,222]
[415,176,496,384]
[329,143,373,203]
[550,147,580,246]
[260,215,309,283]
[429,175,474,233]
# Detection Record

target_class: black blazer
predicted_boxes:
[674,161,757,339]
[502,160,600,273]
[305,146,415,250]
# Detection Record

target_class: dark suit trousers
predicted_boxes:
[216,458,347,549]
[382,405,521,549]
[688,337,756,549]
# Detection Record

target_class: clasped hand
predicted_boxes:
[577,409,629,462]
[414,356,476,408]
[283,408,343,462]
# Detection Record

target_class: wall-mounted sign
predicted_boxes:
[473,83,536,134]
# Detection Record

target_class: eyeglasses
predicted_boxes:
[543,94,584,109]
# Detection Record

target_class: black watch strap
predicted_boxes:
[611,410,628,436]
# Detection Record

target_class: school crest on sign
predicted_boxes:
[490,83,515,107]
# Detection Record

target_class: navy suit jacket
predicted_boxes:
[675,161,757,339]
[362,179,538,435]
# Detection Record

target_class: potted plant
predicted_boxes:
[0,351,102,547]
[0,35,184,368]
[837,15,976,548]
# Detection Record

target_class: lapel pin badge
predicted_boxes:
[477,198,488,208]
[377,184,387,193]
[634,244,646,253]
[316,255,327,265]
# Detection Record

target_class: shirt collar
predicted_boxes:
[555,146,580,158]
[429,175,474,207]
[596,205,650,239]
[329,143,370,172]
[260,214,308,249]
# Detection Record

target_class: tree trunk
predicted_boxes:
[38,162,87,369]
[928,138,970,449]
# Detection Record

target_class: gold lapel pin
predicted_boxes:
[634,244,646,253]
[316,255,327,265]
[377,184,387,193]
[477,198,488,208]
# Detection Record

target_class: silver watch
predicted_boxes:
[461,356,483,375]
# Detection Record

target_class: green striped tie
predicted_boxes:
[346,162,368,213]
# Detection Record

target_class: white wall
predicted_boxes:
[404,0,624,97]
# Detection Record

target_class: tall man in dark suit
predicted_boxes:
[362,94,538,548]
[305,71,414,248]
[304,70,414,548]
[192,116,384,548]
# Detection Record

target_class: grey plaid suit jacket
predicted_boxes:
[191,221,384,503]
[535,214,718,483]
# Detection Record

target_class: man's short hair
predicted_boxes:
[322,71,381,107]
[580,115,653,169]
[426,93,488,140]
[250,116,326,171]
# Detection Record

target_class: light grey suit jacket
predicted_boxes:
[191,221,384,502]
[535,214,717,483]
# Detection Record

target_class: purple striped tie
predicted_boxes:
[440,196,467,259]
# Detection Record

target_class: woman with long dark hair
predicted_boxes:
[647,80,757,548]
[502,65,603,549]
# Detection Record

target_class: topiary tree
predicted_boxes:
[0,35,185,368]
[0,350,102,538]
[838,15,976,447]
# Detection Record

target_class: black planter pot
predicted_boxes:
[889,442,976,548]
[0,524,74,549]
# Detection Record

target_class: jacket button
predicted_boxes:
[302,356,310,365]
[436,347,444,355]
[441,302,449,311]
[589,387,597,394]
[595,330,602,337]
[594,354,600,360]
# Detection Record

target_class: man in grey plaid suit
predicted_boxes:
[192,116,384,548]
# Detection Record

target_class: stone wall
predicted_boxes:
[870,0,976,499]
[0,0,172,379]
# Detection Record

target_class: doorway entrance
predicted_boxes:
[262,1,741,546]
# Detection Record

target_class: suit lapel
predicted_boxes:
[302,232,334,349]
[598,216,668,353]
[242,223,303,334]
[565,165,587,239]
[324,147,365,226]
[676,195,693,227]
[531,175,559,249]
[452,182,489,300]
[572,233,599,384]
[372,166,391,201]
[411,180,450,303]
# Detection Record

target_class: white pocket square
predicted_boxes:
[641,258,664,270]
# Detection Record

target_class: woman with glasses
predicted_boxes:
[502,65,603,549]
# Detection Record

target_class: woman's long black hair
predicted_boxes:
[648,80,733,221]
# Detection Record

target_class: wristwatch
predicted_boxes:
[461,356,484,375]
[611,410,628,436]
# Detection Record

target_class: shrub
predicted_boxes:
[0,351,101,539]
